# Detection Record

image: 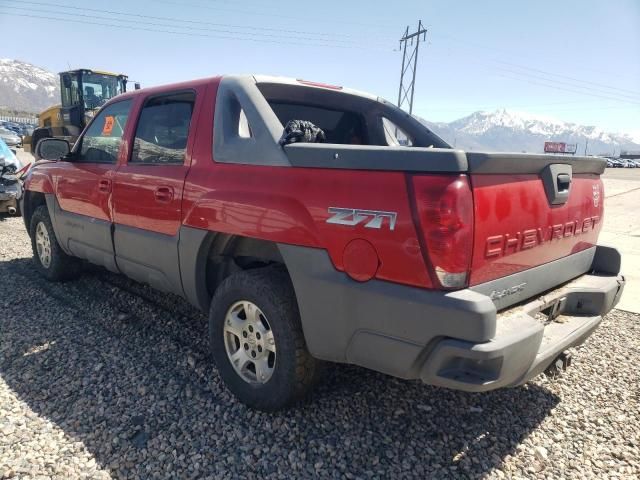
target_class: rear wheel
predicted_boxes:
[209,267,321,411]
[29,205,82,281]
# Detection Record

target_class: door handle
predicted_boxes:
[98,179,112,193]
[154,186,174,203]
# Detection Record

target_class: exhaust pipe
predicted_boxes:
[544,352,572,379]
[7,206,16,215]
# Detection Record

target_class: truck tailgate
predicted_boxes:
[467,153,606,286]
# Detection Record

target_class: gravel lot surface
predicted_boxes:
[1,215,638,479]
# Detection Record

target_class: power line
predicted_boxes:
[489,64,640,103]
[432,31,640,98]
[491,59,640,99]
[0,5,381,46]
[0,4,390,48]
[425,42,640,105]
[2,0,392,42]
[491,69,640,105]
[0,9,391,51]
[4,1,636,111]
[0,11,353,48]
[156,0,396,32]
[432,30,638,86]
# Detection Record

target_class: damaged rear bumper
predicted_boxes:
[420,272,625,391]
[279,244,625,392]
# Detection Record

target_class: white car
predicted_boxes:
[0,127,21,147]
[0,137,23,214]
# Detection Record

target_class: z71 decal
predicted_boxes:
[326,207,397,231]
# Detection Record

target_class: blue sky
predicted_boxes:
[1,0,639,134]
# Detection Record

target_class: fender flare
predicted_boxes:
[24,169,55,194]
[178,226,216,311]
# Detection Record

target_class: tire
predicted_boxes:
[209,266,321,411]
[29,205,82,281]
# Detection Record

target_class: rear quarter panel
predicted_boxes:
[182,164,431,288]
[183,82,431,287]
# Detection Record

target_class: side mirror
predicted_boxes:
[36,138,71,161]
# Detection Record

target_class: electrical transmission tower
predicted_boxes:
[397,20,427,114]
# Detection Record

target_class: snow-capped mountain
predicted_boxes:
[0,59,59,113]
[423,109,640,155]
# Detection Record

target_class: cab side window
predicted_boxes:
[131,91,195,164]
[77,99,132,163]
[382,117,413,147]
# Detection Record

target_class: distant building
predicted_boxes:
[620,151,640,159]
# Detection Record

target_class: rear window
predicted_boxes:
[257,81,450,149]
[268,102,367,145]
[382,117,413,147]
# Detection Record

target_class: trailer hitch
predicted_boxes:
[544,352,573,379]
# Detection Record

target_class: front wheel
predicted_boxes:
[209,267,322,411]
[29,205,82,281]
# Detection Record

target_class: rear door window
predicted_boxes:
[130,91,196,164]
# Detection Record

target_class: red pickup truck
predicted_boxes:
[22,75,624,410]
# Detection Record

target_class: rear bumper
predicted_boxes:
[420,272,624,391]
[279,244,625,391]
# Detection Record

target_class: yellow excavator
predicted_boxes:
[26,68,138,153]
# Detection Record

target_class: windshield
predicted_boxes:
[81,72,125,110]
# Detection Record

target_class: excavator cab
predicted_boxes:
[59,69,128,136]
[28,69,132,155]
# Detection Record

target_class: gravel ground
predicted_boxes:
[0,214,638,479]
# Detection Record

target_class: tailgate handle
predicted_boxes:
[542,164,573,205]
[557,173,571,192]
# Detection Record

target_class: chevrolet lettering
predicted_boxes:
[485,216,601,258]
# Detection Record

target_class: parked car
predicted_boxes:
[608,159,623,168]
[0,127,21,147]
[624,159,640,167]
[22,75,625,410]
[0,137,23,215]
[23,125,35,137]
[621,159,636,168]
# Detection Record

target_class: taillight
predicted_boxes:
[411,174,474,289]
